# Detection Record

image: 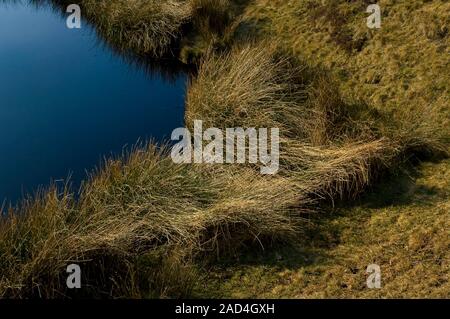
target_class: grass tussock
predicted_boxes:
[79,0,193,56]
[45,0,236,58]
[187,42,446,198]
[0,144,302,298]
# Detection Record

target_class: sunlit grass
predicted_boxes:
[0,0,448,298]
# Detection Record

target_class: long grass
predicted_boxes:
[0,143,303,297]
[187,43,447,198]
[0,1,447,298]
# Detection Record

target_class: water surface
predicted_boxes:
[0,2,186,202]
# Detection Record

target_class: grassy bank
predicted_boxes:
[193,0,450,298]
[0,0,448,298]
[194,160,450,298]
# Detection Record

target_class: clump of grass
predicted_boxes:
[186,41,447,201]
[57,0,235,58]
[79,0,193,56]
[31,0,192,57]
[0,144,303,298]
[186,43,307,131]
[39,0,238,64]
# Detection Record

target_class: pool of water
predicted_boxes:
[0,1,186,203]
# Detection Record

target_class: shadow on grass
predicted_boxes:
[341,158,447,209]
[201,158,448,275]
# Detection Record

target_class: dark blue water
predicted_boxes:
[0,2,186,203]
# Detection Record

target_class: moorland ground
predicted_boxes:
[0,0,448,298]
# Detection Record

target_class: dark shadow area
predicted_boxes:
[336,158,448,209]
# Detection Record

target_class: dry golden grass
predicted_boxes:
[79,0,192,56]
[39,0,234,57]
[0,0,448,299]
[1,37,446,297]
[196,160,450,298]
[191,0,449,298]
[187,42,446,198]
[238,0,450,130]
[0,144,302,298]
